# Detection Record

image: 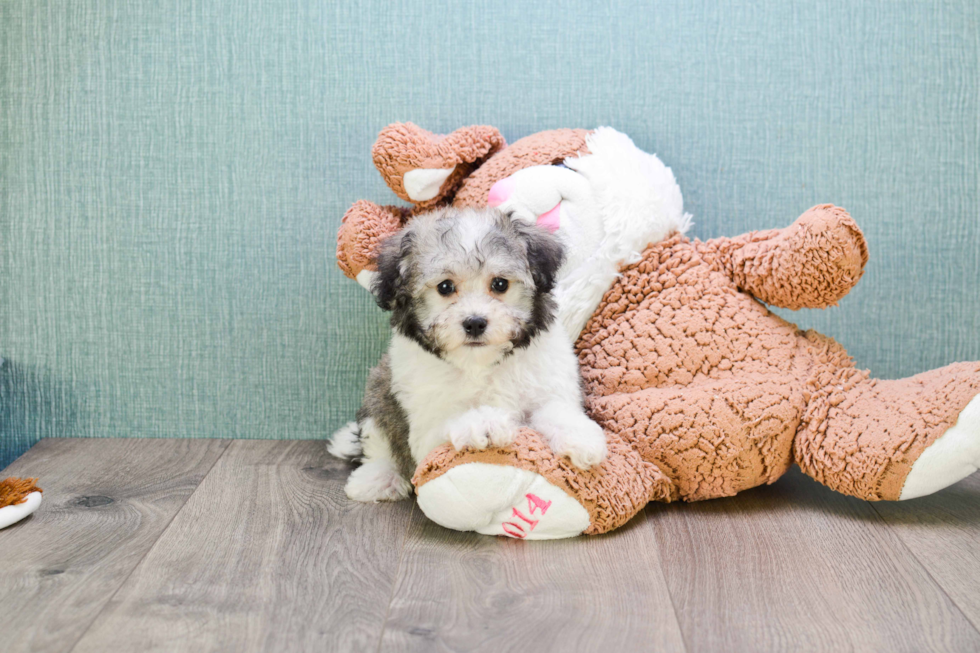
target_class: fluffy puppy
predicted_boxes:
[329,207,608,502]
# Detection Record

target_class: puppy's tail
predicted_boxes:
[328,421,363,460]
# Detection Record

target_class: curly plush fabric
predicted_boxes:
[0,477,42,509]
[697,204,869,309]
[371,123,506,210]
[796,361,980,500]
[576,213,979,502]
[451,129,590,209]
[336,200,407,277]
[413,427,675,535]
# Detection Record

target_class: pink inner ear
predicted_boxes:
[537,202,561,233]
[487,177,515,207]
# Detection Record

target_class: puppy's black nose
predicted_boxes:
[462,316,488,337]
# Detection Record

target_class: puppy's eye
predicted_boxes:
[437,280,455,296]
[490,277,509,294]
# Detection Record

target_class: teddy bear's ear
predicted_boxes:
[336,200,407,284]
[372,123,506,206]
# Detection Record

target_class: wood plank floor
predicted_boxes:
[2,439,979,653]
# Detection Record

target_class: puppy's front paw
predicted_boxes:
[484,407,519,448]
[556,431,608,470]
[448,410,490,451]
[532,407,608,470]
[447,406,518,452]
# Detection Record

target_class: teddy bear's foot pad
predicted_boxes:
[901,394,980,500]
[416,463,590,539]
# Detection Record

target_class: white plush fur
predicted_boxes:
[493,127,691,339]
[530,400,607,469]
[345,459,413,502]
[383,211,606,470]
[900,394,980,500]
[446,405,519,451]
[355,269,376,291]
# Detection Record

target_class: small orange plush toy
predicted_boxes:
[337,123,980,539]
[0,477,43,529]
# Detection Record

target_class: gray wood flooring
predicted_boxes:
[2,438,979,653]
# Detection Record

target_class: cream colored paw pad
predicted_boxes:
[416,463,590,540]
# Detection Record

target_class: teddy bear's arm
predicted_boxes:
[336,200,408,287]
[695,204,869,310]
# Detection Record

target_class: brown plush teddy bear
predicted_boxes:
[336,123,980,539]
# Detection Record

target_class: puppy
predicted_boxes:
[328,207,607,502]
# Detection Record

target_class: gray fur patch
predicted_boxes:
[356,354,416,480]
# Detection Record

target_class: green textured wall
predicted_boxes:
[2,0,979,468]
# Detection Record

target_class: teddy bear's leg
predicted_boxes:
[795,362,980,500]
[336,200,406,288]
[412,428,676,538]
[585,379,807,501]
[900,391,980,499]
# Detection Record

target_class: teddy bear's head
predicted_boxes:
[337,124,592,286]
[344,125,692,340]
[370,123,592,211]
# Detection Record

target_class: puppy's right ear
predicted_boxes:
[372,230,414,311]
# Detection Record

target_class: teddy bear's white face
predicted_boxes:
[488,127,692,341]
[488,164,605,279]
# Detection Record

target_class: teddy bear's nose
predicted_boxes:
[488,177,516,207]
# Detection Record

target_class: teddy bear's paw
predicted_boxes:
[416,463,590,539]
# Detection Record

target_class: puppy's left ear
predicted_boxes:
[372,230,414,311]
[513,220,565,294]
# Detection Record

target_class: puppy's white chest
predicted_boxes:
[388,336,534,460]
[392,341,518,409]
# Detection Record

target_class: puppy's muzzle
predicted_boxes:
[462,316,488,340]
